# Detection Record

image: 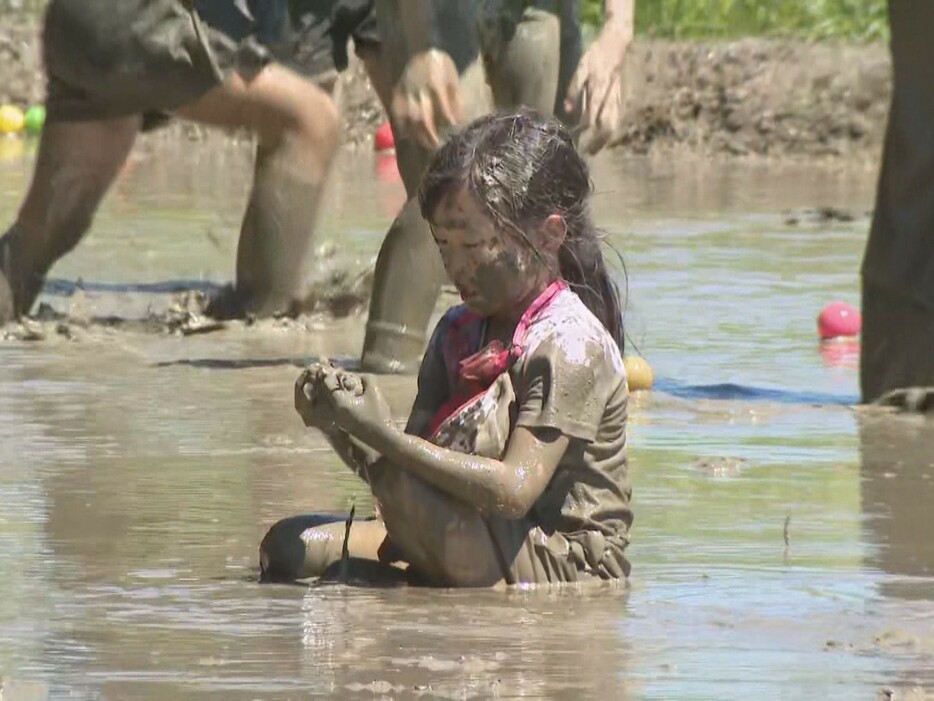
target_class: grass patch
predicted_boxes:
[582,0,888,42]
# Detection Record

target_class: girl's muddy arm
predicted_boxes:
[331,376,569,516]
[319,431,383,482]
[363,425,568,518]
[317,373,568,517]
[295,365,384,482]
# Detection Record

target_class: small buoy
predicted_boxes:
[624,355,654,392]
[23,105,45,135]
[817,301,861,340]
[374,121,395,152]
[0,104,25,134]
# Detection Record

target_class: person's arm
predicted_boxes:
[318,326,615,519]
[322,371,569,518]
[565,0,635,154]
[390,1,462,149]
[294,313,451,481]
[397,1,443,51]
[294,367,384,481]
[604,0,635,35]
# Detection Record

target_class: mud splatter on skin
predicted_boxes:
[429,188,554,321]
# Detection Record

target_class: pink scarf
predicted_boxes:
[426,280,567,437]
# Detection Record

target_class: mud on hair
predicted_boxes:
[418,109,626,352]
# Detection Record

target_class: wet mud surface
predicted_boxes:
[0,93,931,699]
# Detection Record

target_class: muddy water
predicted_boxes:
[1,136,932,700]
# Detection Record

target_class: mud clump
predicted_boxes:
[0,255,376,343]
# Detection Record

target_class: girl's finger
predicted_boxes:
[321,372,343,393]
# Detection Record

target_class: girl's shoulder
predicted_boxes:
[522,289,625,374]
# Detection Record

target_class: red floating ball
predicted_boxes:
[374,121,395,152]
[817,301,861,340]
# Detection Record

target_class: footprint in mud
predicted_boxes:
[872,629,934,656]
[782,206,865,226]
[691,456,748,478]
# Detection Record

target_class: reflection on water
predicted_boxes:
[1,138,931,699]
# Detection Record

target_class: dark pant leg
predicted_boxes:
[860,0,934,401]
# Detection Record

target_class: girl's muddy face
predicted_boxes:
[429,188,548,318]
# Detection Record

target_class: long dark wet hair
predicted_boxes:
[418,109,626,352]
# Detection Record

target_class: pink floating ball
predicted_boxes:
[374,121,395,152]
[817,301,861,340]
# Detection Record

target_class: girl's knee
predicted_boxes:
[259,514,345,582]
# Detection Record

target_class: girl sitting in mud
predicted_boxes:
[263,109,632,587]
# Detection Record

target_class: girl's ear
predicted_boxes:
[540,214,567,254]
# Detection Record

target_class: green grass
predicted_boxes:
[2,0,889,43]
[582,0,888,42]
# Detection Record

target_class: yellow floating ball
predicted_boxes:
[624,355,654,392]
[0,105,25,134]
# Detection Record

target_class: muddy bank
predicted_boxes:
[0,14,891,157]
[615,40,890,158]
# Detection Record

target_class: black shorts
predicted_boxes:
[43,0,273,125]
[282,0,380,76]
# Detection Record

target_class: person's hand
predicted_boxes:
[391,48,462,150]
[564,24,631,155]
[318,371,393,441]
[294,363,340,431]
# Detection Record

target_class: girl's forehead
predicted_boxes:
[433,187,488,227]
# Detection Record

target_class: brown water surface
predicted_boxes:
[1,137,931,699]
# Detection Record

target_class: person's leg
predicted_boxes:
[367,465,579,587]
[861,282,934,402]
[359,0,492,374]
[0,117,141,323]
[175,64,341,317]
[484,5,562,113]
[553,0,584,123]
[860,0,934,401]
[259,513,399,581]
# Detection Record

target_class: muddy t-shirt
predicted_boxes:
[407,288,632,557]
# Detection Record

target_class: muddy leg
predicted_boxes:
[485,6,562,113]
[176,64,340,318]
[360,7,492,373]
[259,513,401,582]
[368,467,531,587]
[0,118,140,324]
[552,0,584,122]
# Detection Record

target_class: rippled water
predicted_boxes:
[1,135,931,700]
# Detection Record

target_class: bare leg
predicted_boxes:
[259,513,401,582]
[367,467,523,587]
[0,117,140,323]
[359,3,492,373]
[485,7,562,113]
[176,64,340,318]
